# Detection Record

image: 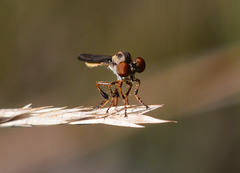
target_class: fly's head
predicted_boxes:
[112,51,132,78]
[131,57,146,73]
[113,51,146,80]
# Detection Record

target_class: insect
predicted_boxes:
[78,50,148,117]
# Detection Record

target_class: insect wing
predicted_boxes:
[78,54,112,63]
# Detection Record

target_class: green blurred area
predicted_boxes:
[0,0,240,173]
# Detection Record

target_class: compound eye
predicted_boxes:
[135,57,146,73]
[117,62,131,77]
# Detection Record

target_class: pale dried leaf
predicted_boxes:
[0,104,176,128]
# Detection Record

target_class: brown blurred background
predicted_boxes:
[0,0,240,172]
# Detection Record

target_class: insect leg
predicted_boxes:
[106,88,119,113]
[124,80,133,105]
[112,88,119,107]
[118,80,128,117]
[134,78,149,109]
[96,81,111,109]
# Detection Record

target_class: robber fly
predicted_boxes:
[78,50,148,117]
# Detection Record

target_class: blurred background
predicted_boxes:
[0,0,240,172]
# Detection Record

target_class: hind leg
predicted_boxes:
[95,81,112,109]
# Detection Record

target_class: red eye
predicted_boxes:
[117,62,131,77]
[135,57,146,73]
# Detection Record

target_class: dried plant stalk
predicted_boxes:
[0,104,176,128]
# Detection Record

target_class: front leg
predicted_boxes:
[134,78,148,109]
